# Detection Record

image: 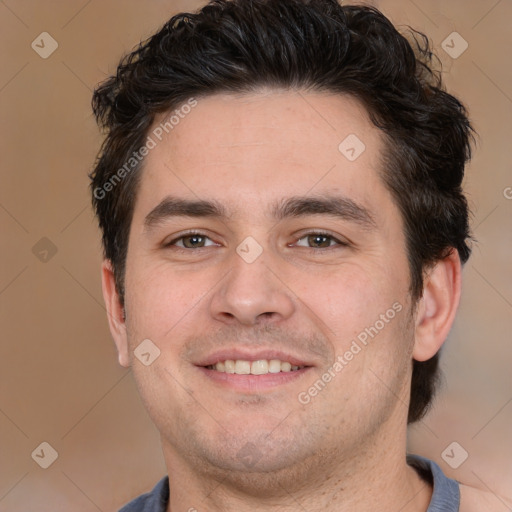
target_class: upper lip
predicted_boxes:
[195,348,314,368]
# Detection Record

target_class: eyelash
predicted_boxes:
[164,230,349,251]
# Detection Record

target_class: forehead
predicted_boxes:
[134,89,389,220]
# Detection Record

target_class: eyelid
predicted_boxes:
[163,229,350,250]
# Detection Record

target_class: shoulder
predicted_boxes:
[118,476,169,512]
[459,483,512,512]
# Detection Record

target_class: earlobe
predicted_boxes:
[101,260,131,367]
[413,249,462,362]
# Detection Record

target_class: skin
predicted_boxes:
[102,89,465,511]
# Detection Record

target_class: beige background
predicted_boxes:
[0,0,511,510]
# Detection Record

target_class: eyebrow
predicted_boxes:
[271,195,377,230]
[143,194,377,233]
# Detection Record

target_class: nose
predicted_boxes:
[209,248,296,326]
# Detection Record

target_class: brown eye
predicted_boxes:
[307,234,333,248]
[181,234,207,248]
[295,232,347,249]
[165,233,216,249]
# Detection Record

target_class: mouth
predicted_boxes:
[195,350,313,392]
[205,359,306,375]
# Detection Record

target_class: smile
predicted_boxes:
[205,359,306,375]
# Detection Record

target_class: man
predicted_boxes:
[89,1,509,510]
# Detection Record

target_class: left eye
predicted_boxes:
[294,233,346,249]
[167,234,217,249]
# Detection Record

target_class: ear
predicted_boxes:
[101,259,131,367]
[413,249,462,361]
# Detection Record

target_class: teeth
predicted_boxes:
[235,360,251,374]
[268,359,281,373]
[210,359,305,374]
[251,360,268,375]
[281,362,291,372]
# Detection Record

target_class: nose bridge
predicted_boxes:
[210,239,295,325]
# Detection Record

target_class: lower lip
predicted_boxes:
[197,366,311,392]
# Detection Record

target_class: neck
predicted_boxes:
[162,420,432,512]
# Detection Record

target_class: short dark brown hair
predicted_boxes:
[89,0,475,423]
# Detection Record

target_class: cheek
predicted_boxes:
[294,261,400,342]
[123,257,199,343]
[124,242,410,351]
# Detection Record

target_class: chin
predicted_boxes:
[193,437,332,497]
[190,425,313,474]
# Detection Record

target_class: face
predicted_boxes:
[117,90,417,484]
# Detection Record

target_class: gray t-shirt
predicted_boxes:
[119,454,460,511]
